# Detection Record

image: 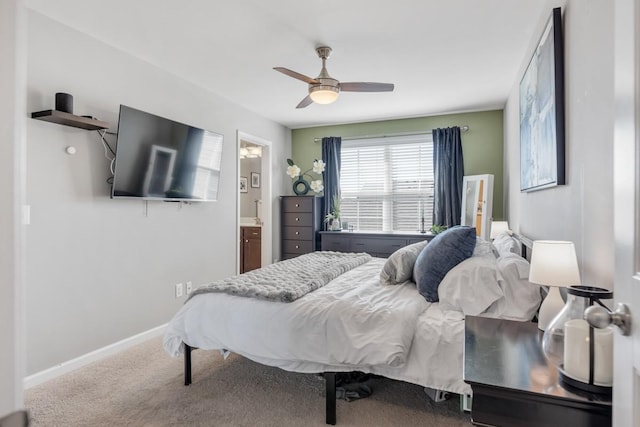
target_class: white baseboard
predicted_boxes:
[23,323,167,389]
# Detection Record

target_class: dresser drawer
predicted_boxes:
[282,196,314,213]
[350,237,405,255]
[283,212,313,227]
[283,226,313,240]
[283,239,313,254]
[321,234,350,252]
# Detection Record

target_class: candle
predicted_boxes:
[563,319,613,385]
[595,326,613,385]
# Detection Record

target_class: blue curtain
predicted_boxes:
[321,136,342,228]
[432,127,464,227]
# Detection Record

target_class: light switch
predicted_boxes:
[22,205,30,225]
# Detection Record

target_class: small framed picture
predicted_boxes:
[251,172,260,188]
[239,176,248,193]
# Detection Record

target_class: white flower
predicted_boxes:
[310,180,324,193]
[312,160,326,174]
[286,165,301,178]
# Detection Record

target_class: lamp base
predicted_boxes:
[558,367,612,397]
[538,286,565,331]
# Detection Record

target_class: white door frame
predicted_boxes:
[612,0,640,425]
[237,131,273,272]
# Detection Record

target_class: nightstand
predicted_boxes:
[463,316,611,427]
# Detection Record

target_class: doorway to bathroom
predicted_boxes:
[237,131,272,274]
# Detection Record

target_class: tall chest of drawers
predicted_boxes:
[280,195,323,260]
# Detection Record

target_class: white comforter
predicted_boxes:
[165,258,429,366]
[164,257,470,394]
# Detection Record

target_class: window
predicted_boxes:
[340,134,434,232]
[192,130,224,200]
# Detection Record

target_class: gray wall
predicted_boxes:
[25,11,291,374]
[1,0,26,413]
[504,0,614,288]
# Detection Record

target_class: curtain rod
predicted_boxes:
[312,125,469,143]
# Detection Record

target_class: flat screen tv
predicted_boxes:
[112,105,224,202]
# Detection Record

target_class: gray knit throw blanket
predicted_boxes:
[187,251,372,303]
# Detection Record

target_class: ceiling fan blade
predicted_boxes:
[296,95,313,109]
[274,67,319,84]
[340,82,394,92]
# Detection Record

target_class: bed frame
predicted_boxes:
[183,344,338,423]
[181,233,534,425]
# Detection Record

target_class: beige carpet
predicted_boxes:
[24,336,471,426]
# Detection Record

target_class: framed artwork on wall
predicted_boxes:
[239,176,248,193]
[251,172,260,188]
[520,7,565,192]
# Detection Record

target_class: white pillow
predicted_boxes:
[472,237,499,259]
[380,240,429,285]
[437,256,504,315]
[483,253,542,321]
[492,232,521,257]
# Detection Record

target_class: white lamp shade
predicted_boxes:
[490,221,510,239]
[529,240,581,287]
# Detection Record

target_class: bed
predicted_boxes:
[163,227,540,425]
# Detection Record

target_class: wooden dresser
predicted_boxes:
[320,231,433,258]
[280,195,323,260]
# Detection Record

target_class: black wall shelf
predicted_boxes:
[31,109,109,131]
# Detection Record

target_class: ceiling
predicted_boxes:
[26,0,553,129]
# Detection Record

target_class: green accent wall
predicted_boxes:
[291,110,505,220]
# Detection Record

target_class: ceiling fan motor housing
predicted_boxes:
[309,78,339,104]
[310,48,339,104]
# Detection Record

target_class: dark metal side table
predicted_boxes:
[463,316,612,427]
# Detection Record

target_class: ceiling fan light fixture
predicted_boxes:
[309,85,339,104]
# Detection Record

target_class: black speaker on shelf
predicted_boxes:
[55,92,73,114]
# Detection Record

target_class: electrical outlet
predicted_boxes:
[175,283,184,298]
[186,281,193,294]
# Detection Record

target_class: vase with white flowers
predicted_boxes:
[286,158,325,195]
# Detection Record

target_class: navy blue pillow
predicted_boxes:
[413,226,477,302]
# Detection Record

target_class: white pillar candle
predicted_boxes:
[563,319,613,386]
[594,327,613,385]
[564,319,590,382]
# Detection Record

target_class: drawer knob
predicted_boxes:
[295,245,300,249]
[295,231,300,235]
[295,217,299,221]
[245,240,249,243]
[295,203,299,208]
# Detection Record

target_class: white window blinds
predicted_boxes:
[340,133,434,232]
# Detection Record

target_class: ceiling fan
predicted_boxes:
[274,46,394,108]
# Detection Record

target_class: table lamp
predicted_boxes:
[528,240,581,331]
[490,221,510,239]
